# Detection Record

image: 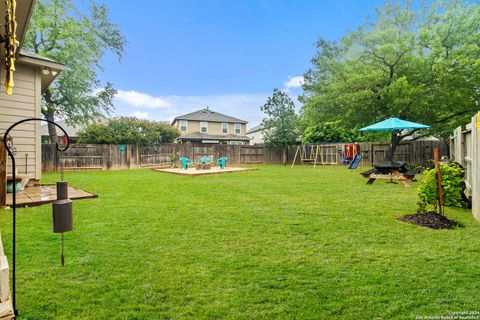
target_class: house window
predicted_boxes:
[200,121,208,133]
[221,123,228,134]
[235,123,241,134]
[180,120,188,132]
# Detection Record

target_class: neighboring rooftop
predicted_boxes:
[247,124,264,134]
[41,120,84,137]
[41,117,107,137]
[172,108,248,124]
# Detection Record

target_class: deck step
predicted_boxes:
[0,231,10,304]
[0,300,13,320]
[0,256,8,303]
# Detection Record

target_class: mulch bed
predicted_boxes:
[397,212,463,230]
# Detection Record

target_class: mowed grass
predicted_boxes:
[1,165,479,319]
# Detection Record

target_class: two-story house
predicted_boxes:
[171,108,250,145]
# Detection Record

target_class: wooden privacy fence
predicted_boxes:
[450,113,479,221]
[42,144,282,171]
[287,140,448,167]
[42,140,448,172]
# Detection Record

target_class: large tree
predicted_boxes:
[301,0,480,160]
[23,0,126,142]
[261,89,299,165]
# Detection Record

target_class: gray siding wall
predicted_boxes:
[0,63,41,181]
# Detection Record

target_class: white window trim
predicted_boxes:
[180,120,188,132]
[235,123,241,134]
[221,123,229,134]
[200,121,208,133]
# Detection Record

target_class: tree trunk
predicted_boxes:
[386,131,402,163]
[45,109,58,144]
[283,147,287,166]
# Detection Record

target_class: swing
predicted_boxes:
[291,144,322,168]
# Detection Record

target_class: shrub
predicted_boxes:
[78,117,180,144]
[417,162,464,212]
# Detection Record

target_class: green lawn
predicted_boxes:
[1,165,479,319]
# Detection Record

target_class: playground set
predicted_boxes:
[291,143,364,169]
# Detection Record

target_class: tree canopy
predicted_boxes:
[302,121,366,144]
[301,0,480,142]
[77,117,180,145]
[24,0,126,142]
[261,89,299,164]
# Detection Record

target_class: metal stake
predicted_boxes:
[3,118,70,316]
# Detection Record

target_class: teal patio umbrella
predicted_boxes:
[360,118,430,162]
[359,118,430,131]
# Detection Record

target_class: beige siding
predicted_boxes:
[247,130,264,144]
[0,63,41,181]
[175,120,247,136]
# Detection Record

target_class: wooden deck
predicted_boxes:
[5,184,97,208]
[153,167,258,176]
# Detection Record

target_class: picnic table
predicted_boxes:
[360,161,418,187]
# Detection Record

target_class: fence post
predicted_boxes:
[105,145,111,170]
[472,113,479,221]
[126,145,131,169]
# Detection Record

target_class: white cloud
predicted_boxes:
[283,76,304,91]
[131,111,149,119]
[112,91,269,127]
[112,75,305,129]
[116,90,172,109]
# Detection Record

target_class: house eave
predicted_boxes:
[17,53,64,92]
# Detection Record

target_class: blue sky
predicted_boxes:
[98,0,385,128]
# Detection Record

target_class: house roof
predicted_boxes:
[178,132,250,141]
[172,108,247,124]
[19,51,63,65]
[247,124,264,134]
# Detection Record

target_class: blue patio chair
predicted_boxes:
[216,156,228,169]
[180,157,193,170]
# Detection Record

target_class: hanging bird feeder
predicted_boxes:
[52,199,73,233]
[52,181,74,267]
